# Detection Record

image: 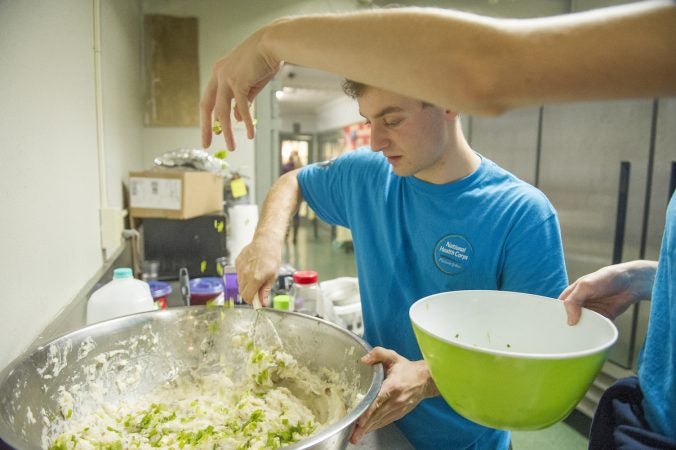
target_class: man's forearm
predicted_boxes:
[253,169,302,246]
[260,1,676,115]
[261,8,506,114]
[623,260,658,301]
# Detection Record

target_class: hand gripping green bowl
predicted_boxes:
[409,290,618,430]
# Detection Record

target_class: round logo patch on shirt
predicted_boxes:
[434,234,473,275]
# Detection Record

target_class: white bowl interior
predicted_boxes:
[410,290,618,358]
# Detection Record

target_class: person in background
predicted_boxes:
[281,150,303,243]
[281,149,302,173]
[234,78,569,448]
[201,1,676,448]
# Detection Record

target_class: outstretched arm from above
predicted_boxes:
[235,169,303,305]
[201,1,676,149]
[559,260,658,326]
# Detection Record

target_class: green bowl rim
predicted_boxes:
[409,290,618,360]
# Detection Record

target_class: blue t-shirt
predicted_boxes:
[639,193,676,440]
[298,149,569,449]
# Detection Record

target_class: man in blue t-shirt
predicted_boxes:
[235,82,568,449]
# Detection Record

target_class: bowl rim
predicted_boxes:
[409,290,618,360]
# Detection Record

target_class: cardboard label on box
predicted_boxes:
[130,177,182,210]
[129,170,223,219]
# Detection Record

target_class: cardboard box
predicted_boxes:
[129,170,223,219]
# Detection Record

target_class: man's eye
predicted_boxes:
[384,118,403,127]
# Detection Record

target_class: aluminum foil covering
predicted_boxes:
[153,148,228,175]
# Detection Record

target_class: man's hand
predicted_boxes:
[200,28,283,150]
[559,260,657,325]
[349,347,439,444]
[235,237,282,306]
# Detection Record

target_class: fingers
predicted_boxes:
[350,383,414,443]
[257,285,273,307]
[559,282,584,325]
[204,71,255,150]
[563,296,583,325]
[558,282,575,301]
[200,77,217,148]
[362,347,400,367]
[350,421,368,444]
[365,357,433,432]
[234,93,256,140]
[355,408,406,440]
[235,247,277,305]
[350,391,386,443]
[214,84,235,151]
[201,69,237,151]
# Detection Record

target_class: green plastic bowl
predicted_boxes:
[410,290,618,430]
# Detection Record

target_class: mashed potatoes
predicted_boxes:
[48,335,354,450]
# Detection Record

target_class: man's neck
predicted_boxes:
[415,129,480,184]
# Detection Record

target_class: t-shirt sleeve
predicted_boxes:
[499,211,569,299]
[298,148,385,228]
[297,154,354,228]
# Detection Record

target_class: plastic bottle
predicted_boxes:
[86,268,155,325]
[273,294,293,312]
[217,257,242,305]
[291,270,323,317]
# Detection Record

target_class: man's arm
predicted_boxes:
[235,169,302,305]
[265,1,676,113]
[559,260,658,325]
[202,1,676,149]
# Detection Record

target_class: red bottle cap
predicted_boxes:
[293,270,318,284]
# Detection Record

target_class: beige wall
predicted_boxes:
[0,0,144,369]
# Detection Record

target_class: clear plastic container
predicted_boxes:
[291,270,323,317]
[86,268,155,325]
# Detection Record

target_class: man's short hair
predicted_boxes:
[342,79,366,99]
[342,79,434,109]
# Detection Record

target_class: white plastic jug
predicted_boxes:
[86,268,155,325]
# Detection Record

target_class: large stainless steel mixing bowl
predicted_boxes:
[0,307,383,449]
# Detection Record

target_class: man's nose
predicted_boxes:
[369,125,389,152]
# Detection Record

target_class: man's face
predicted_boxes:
[358,87,452,182]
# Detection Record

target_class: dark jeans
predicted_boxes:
[589,376,676,450]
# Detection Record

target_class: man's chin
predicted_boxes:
[391,166,413,177]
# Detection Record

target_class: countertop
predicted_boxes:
[347,424,414,449]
